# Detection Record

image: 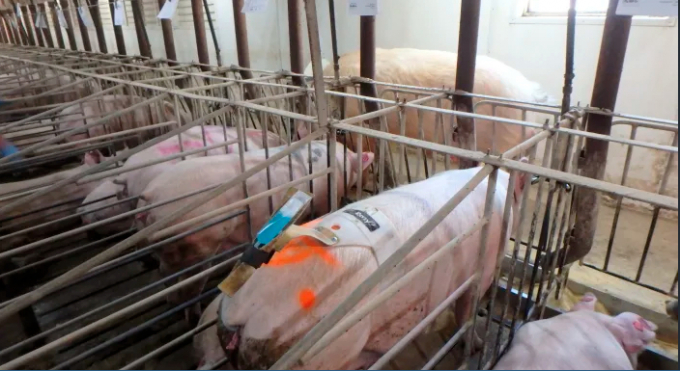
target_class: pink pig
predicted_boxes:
[78,126,283,235]
[203,163,528,369]
[493,292,657,370]
[136,141,374,323]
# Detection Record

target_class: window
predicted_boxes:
[526,0,609,16]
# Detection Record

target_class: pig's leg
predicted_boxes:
[454,291,484,350]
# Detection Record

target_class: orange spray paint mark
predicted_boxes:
[298,288,316,310]
[264,219,339,268]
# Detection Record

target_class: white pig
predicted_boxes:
[203,163,528,369]
[136,141,374,323]
[78,126,284,235]
[493,292,657,370]
[0,150,112,251]
[56,94,192,149]
[301,48,553,162]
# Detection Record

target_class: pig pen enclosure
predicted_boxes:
[0,0,678,370]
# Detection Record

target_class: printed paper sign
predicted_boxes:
[616,0,678,17]
[57,9,68,29]
[158,0,179,19]
[38,12,49,29]
[114,1,126,25]
[34,11,43,28]
[15,4,22,19]
[242,0,269,13]
[348,0,379,16]
[78,6,93,27]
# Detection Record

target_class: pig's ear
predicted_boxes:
[83,150,103,165]
[571,292,597,312]
[356,152,375,173]
[113,179,128,199]
[611,313,657,354]
[513,157,529,201]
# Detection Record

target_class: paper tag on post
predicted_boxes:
[158,0,179,19]
[57,9,68,29]
[114,1,126,25]
[616,0,678,17]
[34,11,42,28]
[78,6,93,27]
[39,13,49,29]
[348,0,379,16]
[15,4,22,19]
[242,0,269,13]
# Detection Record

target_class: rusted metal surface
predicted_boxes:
[20,5,37,46]
[60,0,77,51]
[49,2,65,49]
[37,2,54,48]
[157,0,176,62]
[108,0,126,55]
[453,0,481,169]
[27,2,45,47]
[202,0,221,66]
[287,0,304,87]
[130,0,151,58]
[328,0,340,80]
[73,0,92,51]
[86,0,107,53]
[191,0,210,70]
[0,16,8,44]
[232,0,253,80]
[570,0,632,266]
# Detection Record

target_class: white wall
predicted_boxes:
[49,0,677,197]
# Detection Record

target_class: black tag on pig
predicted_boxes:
[344,209,380,232]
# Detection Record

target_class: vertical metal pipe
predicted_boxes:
[202,0,221,66]
[74,0,92,51]
[21,5,37,46]
[328,0,340,81]
[288,0,304,86]
[108,0,126,55]
[191,0,210,69]
[0,16,8,44]
[49,2,65,49]
[232,0,253,78]
[130,0,151,57]
[39,3,55,48]
[570,0,632,265]
[87,0,107,53]
[561,0,577,114]
[2,13,16,45]
[156,0,177,62]
[453,0,482,169]
[61,0,78,51]
[27,3,45,47]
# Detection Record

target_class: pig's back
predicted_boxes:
[494,311,633,370]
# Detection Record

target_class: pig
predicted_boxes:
[493,292,657,370]
[301,48,553,162]
[0,71,83,107]
[56,94,192,150]
[193,295,225,370]
[202,162,528,369]
[78,126,284,235]
[136,141,375,324]
[0,150,112,252]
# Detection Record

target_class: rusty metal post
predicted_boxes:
[60,0,78,50]
[87,0,107,53]
[156,0,177,62]
[27,2,45,47]
[569,0,632,265]
[13,4,30,46]
[108,0,126,55]
[21,5,37,46]
[0,16,8,44]
[74,0,92,51]
[7,11,22,45]
[38,3,55,48]
[328,0,340,80]
[453,0,482,169]
[130,0,151,57]
[191,0,209,69]
[288,0,304,86]
[1,13,15,45]
[359,16,378,112]
[232,0,253,79]
[49,2,65,49]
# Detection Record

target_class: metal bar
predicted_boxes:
[0,128,326,324]
[288,0,304,87]
[59,0,77,50]
[49,2,65,49]
[561,0,576,114]
[271,165,495,370]
[38,3,55,48]
[191,0,209,69]
[73,0,92,51]
[0,254,242,370]
[202,0,221,66]
[328,0,340,81]
[453,0,482,169]
[571,0,632,265]
[86,0,107,52]
[27,3,44,47]
[130,0,151,58]
[155,0,176,62]
[109,0,125,55]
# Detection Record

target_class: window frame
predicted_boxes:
[511,0,677,27]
